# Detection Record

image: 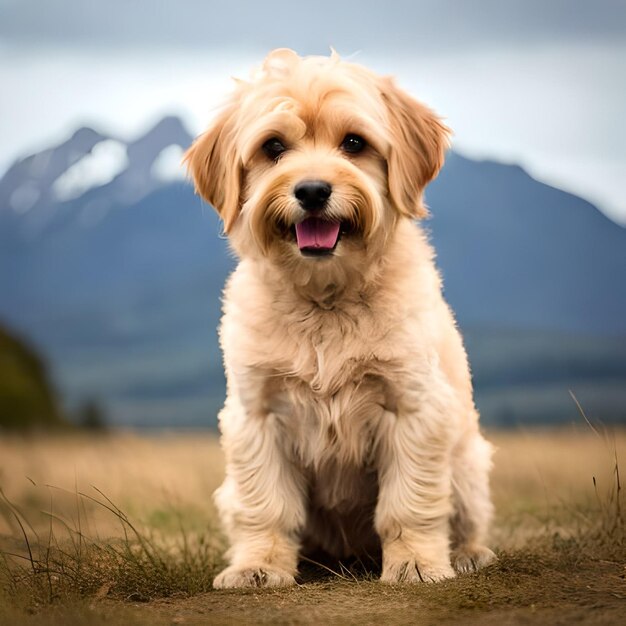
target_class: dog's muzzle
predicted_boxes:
[293,180,339,256]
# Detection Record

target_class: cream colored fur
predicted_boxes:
[185,49,495,588]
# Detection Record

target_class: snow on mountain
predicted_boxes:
[0,126,106,217]
[151,144,187,182]
[9,181,40,214]
[52,139,129,201]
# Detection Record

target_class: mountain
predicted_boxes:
[0,117,624,427]
[0,116,192,242]
[427,154,626,334]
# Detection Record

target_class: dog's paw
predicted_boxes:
[452,545,497,574]
[380,558,455,584]
[213,565,296,589]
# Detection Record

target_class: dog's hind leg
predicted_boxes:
[449,429,497,573]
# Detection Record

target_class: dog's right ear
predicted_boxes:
[184,104,242,232]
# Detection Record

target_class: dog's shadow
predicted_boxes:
[297,548,382,584]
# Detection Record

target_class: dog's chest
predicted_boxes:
[264,327,392,471]
[270,368,386,513]
[231,291,402,497]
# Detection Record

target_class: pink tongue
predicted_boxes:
[295,218,340,250]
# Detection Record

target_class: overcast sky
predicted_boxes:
[1,0,625,223]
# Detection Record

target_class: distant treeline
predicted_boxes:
[0,323,106,432]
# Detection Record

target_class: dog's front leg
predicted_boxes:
[375,383,457,583]
[213,401,306,589]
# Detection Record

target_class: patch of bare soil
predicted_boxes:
[87,550,624,626]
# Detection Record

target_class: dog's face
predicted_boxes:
[186,49,449,274]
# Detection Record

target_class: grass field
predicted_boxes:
[0,425,624,625]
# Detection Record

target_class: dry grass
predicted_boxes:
[0,433,224,537]
[0,425,624,625]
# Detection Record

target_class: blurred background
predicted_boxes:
[1,0,625,431]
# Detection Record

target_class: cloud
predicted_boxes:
[1,0,625,54]
[1,1,625,223]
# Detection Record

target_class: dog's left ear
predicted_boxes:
[184,103,242,232]
[381,77,450,219]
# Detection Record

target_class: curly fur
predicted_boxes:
[185,48,495,588]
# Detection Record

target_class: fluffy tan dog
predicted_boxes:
[185,49,495,588]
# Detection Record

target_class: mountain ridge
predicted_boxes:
[1,116,624,426]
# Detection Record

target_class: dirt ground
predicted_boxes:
[0,427,624,625]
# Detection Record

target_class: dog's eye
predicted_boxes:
[340,134,366,154]
[262,137,287,161]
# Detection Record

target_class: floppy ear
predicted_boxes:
[183,104,242,232]
[381,77,450,219]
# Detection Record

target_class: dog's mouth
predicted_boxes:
[294,217,341,257]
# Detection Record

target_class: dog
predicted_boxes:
[185,49,495,588]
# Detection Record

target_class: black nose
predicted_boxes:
[294,180,332,211]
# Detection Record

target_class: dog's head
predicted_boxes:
[185,49,449,275]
